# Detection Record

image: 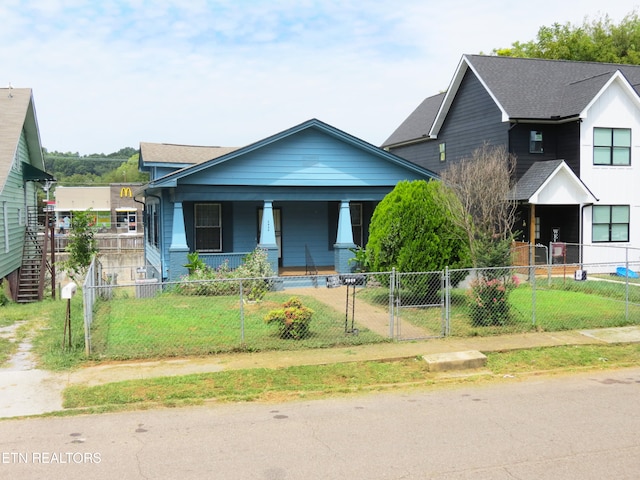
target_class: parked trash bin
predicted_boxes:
[574,270,587,281]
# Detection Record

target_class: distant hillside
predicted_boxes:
[44,147,149,186]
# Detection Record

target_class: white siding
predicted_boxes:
[580,79,640,265]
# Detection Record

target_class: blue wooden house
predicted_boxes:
[138,119,437,281]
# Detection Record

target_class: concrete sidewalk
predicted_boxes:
[64,325,640,386]
[2,325,640,419]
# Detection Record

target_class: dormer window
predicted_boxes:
[529,131,543,153]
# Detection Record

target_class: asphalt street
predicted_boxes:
[1,367,639,479]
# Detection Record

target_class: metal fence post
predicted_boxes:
[531,262,537,326]
[239,279,245,344]
[389,268,395,339]
[83,285,92,355]
[625,248,629,321]
[443,267,450,336]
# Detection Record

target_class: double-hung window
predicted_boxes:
[594,128,631,165]
[350,203,363,247]
[195,203,222,251]
[592,205,629,242]
[146,203,160,248]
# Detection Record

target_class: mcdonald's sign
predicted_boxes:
[120,187,133,198]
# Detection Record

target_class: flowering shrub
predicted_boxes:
[264,297,314,339]
[176,259,239,296]
[236,248,275,302]
[468,275,520,326]
[177,248,274,300]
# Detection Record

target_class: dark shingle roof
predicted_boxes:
[466,55,640,120]
[511,160,565,201]
[383,55,640,148]
[381,93,444,147]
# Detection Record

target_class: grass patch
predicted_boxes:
[487,343,640,373]
[63,343,640,411]
[360,278,640,337]
[1,298,87,369]
[0,301,49,326]
[29,297,87,370]
[63,359,436,408]
[89,291,388,360]
[0,337,16,366]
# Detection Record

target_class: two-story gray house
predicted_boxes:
[384,55,640,267]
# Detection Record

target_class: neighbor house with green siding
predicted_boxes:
[0,87,54,301]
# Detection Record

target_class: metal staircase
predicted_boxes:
[16,207,55,303]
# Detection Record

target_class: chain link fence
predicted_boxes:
[81,258,640,360]
[83,267,398,360]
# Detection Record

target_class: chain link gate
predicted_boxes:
[391,269,447,340]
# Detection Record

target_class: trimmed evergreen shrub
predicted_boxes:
[366,180,471,276]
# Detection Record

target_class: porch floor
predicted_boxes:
[279,266,337,276]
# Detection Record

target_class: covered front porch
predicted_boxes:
[168,198,371,280]
[511,160,597,266]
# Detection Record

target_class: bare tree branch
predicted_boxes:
[440,144,518,267]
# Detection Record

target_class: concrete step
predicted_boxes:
[422,350,487,372]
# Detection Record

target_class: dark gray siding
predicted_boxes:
[390,70,508,174]
[509,122,581,179]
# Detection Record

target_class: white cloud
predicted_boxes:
[1,0,638,154]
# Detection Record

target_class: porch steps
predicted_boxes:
[278,274,338,290]
[279,266,336,276]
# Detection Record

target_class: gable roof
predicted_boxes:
[148,118,438,189]
[511,160,597,205]
[0,87,45,190]
[383,55,640,148]
[459,54,640,121]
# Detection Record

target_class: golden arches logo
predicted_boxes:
[120,187,132,198]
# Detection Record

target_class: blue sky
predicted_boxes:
[1,0,637,154]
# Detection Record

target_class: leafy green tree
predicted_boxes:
[494,10,640,64]
[43,147,148,187]
[366,180,471,273]
[60,210,98,281]
[102,154,149,184]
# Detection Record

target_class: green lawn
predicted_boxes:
[89,291,389,360]
[3,274,640,369]
[62,343,640,412]
[0,337,15,366]
[359,277,640,337]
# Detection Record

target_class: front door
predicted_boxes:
[128,212,137,232]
